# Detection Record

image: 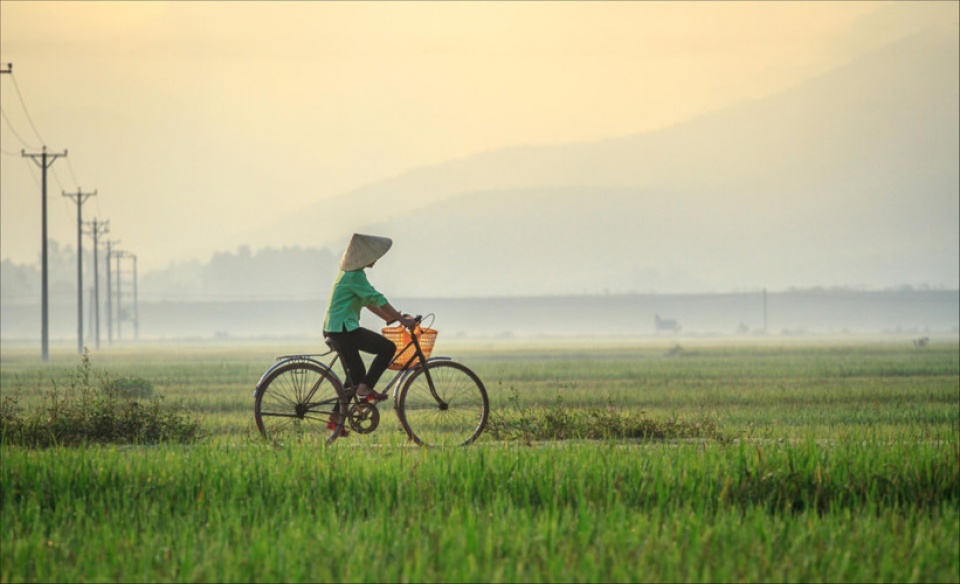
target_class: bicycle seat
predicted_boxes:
[324,338,338,352]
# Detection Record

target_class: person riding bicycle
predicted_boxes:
[323,234,417,405]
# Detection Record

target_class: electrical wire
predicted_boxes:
[4,70,97,226]
[92,188,104,219]
[50,166,67,193]
[0,106,41,150]
[65,156,82,189]
[5,72,82,195]
[9,72,46,146]
[22,159,42,189]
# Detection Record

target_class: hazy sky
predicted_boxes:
[0,1,944,272]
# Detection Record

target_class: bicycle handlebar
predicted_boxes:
[402,314,427,331]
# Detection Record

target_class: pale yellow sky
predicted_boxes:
[0,1,950,271]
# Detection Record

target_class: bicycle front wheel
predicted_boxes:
[397,361,489,447]
[254,361,346,446]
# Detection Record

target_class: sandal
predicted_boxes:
[356,389,388,403]
[327,416,350,437]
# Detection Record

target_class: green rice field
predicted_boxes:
[2,337,958,583]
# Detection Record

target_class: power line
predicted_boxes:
[4,63,82,197]
[0,106,41,150]
[3,62,80,195]
[9,72,47,145]
[50,166,68,193]
[65,156,82,189]
[0,64,23,154]
[21,158,43,189]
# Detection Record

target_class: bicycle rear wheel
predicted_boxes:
[397,361,489,447]
[254,361,347,445]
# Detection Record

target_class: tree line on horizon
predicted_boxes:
[2,240,954,308]
[1,243,340,303]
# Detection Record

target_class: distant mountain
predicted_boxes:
[246,25,958,296]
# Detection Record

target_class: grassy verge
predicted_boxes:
[0,340,957,582]
[2,439,957,582]
[1,351,201,447]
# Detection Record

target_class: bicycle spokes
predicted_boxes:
[254,361,346,445]
[397,361,489,447]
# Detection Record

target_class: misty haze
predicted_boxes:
[3,7,958,584]
[1,2,957,345]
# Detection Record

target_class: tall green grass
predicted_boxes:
[2,340,956,441]
[1,351,201,447]
[2,439,957,582]
[1,339,957,582]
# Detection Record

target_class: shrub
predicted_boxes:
[0,350,202,447]
[103,375,155,399]
[487,387,724,443]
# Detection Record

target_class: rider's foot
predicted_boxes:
[356,386,388,403]
[327,415,350,437]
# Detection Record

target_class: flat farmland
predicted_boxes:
[1,338,958,582]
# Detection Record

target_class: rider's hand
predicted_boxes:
[399,314,418,329]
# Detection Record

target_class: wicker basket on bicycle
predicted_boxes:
[382,325,437,370]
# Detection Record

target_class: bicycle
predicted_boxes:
[253,315,489,447]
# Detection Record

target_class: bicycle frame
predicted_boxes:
[253,320,489,447]
[403,328,451,408]
[255,330,451,404]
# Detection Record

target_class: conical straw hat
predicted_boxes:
[339,234,393,271]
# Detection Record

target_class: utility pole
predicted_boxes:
[88,287,96,341]
[22,146,68,362]
[105,239,120,344]
[131,254,139,341]
[762,288,768,335]
[113,249,140,341]
[63,189,97,355]
[114,251,138,342]
[84,219,109,349]
[112,248,124,342]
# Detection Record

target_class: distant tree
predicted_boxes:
[199,245,339,300]
[0,240,81,304]
[139,260,203,300]
[0,259,37,303]
[6,244,343,303]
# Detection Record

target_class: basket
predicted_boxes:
[382,326,437,370]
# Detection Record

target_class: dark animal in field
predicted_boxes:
[655,314,681,333]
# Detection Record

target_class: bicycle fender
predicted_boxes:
[253,356,342,398]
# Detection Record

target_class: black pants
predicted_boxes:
[324,327,396,390]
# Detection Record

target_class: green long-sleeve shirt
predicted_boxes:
[323,269,388,333]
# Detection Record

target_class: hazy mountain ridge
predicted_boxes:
[251,24,958,247]
[10,16,953,302]
[279,27,959,296]
[11,24,951,301]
